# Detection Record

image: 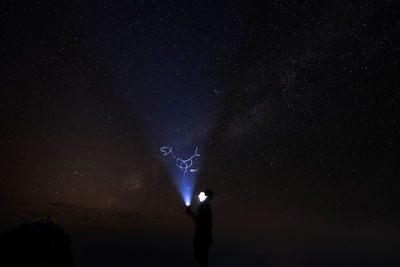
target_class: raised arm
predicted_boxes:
[186,205,198,224]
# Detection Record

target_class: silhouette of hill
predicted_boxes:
[0,217,73,267]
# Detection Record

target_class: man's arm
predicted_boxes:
[186,206,198,223]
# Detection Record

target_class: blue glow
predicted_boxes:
[180,173,195,206]
[184,196,191,206]
[181,176,194,206]
[160,146,200,205]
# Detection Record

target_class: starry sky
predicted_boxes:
[1,1,399,266]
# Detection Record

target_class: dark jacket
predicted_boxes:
[194,202,213,248]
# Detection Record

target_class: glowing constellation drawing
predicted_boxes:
[160,146,200,174]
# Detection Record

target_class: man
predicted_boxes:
[186,189,214,267]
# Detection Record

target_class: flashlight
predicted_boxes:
[198,192,207,202]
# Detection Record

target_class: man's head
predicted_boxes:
[204,189,214,201]
[198,189,214,202]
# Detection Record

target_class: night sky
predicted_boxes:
[1,1,399,266]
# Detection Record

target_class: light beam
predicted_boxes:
[160,146,200,205]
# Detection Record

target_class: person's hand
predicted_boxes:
[186,205,193,215]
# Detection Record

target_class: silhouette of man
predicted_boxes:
[186,189,213,267]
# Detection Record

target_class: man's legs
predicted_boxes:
[198,246,209,267]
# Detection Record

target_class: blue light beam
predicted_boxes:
[160,146,200,205]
